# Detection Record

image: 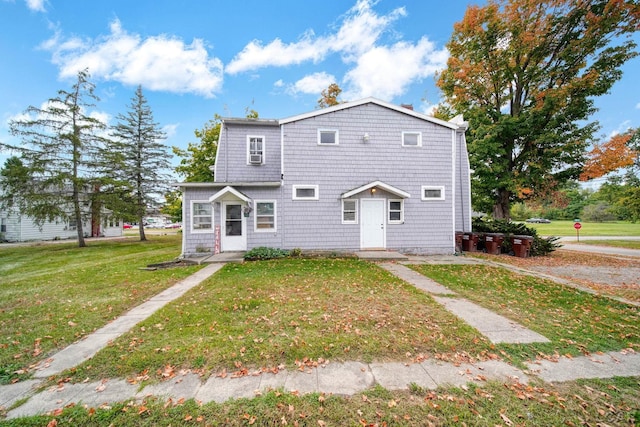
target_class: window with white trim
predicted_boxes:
[255,201,276,232]
[0,217,6,233]
[247,136,264,165]
[292,185,319,200]
[388,200,404,223]
[191,201,213,231]
[318,129,338,145]
[421,186,445,201]
[342,199,358,224]
[402,131,422,147]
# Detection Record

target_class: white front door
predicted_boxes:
[221,202,247,251]
[361,199,386,249]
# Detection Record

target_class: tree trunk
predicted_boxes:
[138,215,147,241]
[73,183,86,247]
[492,188,512,220]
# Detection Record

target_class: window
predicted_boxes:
[247,136,264,165]
[191,201,213,231]
[1,217,6,233]
[402,131,422,147]
[342,199,358,224]
[255,201,276,232]
[388,200,404,223]
[318,129,338,145]
[421,186,445,201]
[292,185,319,200]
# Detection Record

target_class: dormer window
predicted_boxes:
[247,136,264,165]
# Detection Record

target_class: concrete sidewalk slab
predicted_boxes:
[139,372,202,401]
[317,362,374,395]
[33,263,225,379]
[433,297,550,344]
[0,380,40,411]
[422,359,529,388]
[380,263,455,295]
[370,362,437,390]
[196,374,262,403]
[526,350,640,383]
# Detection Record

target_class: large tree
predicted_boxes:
[437,0,639,219]
[2,70,107,247]
[172,117,220,182]
[109,85,170,241]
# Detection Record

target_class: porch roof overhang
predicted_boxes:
[341,181,411,199]
[209,186,252,203]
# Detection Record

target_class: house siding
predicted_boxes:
[280,103,455,254]
[215,122,281,183]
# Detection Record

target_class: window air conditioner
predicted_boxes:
[249,154,262,164]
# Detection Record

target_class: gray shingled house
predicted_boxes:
[176,97,471,257]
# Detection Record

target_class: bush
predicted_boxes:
[244,246,291,261]
[472,217,561,256]
[582,202,617,222]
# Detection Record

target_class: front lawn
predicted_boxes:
[0,235,201,384]
[67,258,490,382]
[524,220,640,236]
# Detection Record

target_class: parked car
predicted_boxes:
[525,218,551,223]
[123,223,132,229]
[164,222,182,229]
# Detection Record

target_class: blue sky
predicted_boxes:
[1,0,639,180]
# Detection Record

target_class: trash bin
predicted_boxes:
[484,233,505,255]
[462,232,480,252]
[511,235,534,257]
[455,231,464,253]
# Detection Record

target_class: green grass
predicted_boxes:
[2,377,639,426]
[412,264,640,365]
[66,258,491,382]
[579,239,640,249]
[0,235,201,384]
[524,220,640,236]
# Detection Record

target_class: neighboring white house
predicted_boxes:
[0,206,122,243]
[175,97,472,257]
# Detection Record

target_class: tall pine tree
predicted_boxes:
[109,86,170,241]
[3,69,107,247]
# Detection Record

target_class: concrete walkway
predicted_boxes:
[2,255,640,420]
[380,263,550,344]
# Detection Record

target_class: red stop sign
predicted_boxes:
[574,222,582,230]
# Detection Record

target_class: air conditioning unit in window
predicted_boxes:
[249,154,262,164]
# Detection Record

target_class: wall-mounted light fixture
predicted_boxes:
[370,187,377,195]
[363,133,370,142]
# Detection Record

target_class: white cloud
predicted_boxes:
[226,0,405,74]
[226,0,445,102]
[25,0,45,12]
[273,79,285,88]
[636,102,640,109]
[41,19,224,98]
[287,72,336,95]
[162,123,179,139]
[343,38,448,100]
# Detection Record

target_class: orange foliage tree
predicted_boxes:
[580,129,638,180]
